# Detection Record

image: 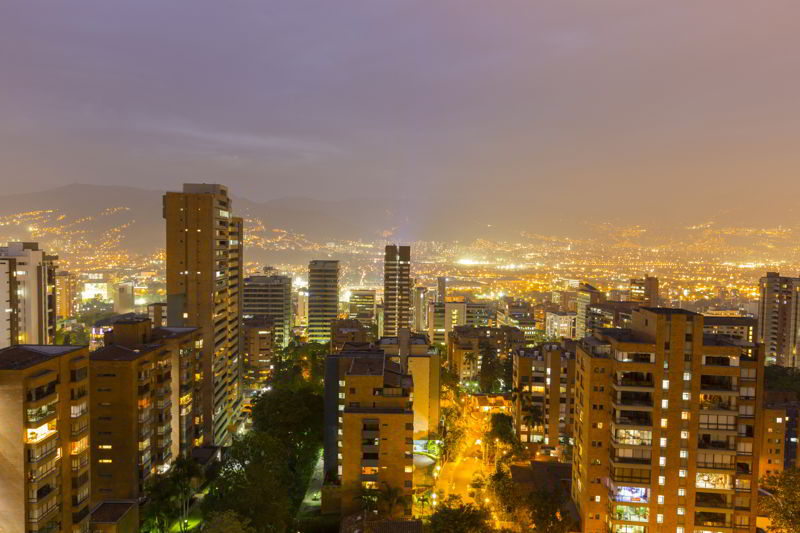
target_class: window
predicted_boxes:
[661,418,668,428]
[657,495,664,504]
[657,514,663,523]
[683,372,691,381]
[662,380,669,389]
[682,392,690,401]
[679,469,686,477]
[678,488,685,497]
[659,457,666,467]
[680,450,688,459]
[658,476,665,485]
[661,399,668,409]
[660,437,667,447]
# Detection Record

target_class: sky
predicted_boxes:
[2,1,800,223]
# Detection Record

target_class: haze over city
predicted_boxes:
[1,3,800,533]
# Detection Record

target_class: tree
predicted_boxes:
[427,495,493,533]
[487,467,517,516]
[357,486,381,513]
[486,413,516,446]
[759,468,800,533]
[525,487,573,533]
[464,351,479,380]
[478,345,502,392]
[141,473,177,533]
[204,511,256,533]
[171,456,203,533]
[523,403,544,433]
[201,432,293,533]
[377,483,407,518]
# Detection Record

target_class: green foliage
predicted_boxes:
[525,487,573,533]
[272,340,328,388]
[142,473,178,533]
[427,495,493,533]
[172,457,203,533]
[202,433,293,533]
[203,511,256,533]
[759,468,800,533]
[478,345,502,392]
[486,413,516,446]
[487,467,516,515]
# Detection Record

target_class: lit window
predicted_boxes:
[661,418,668,428]
[658,476,665,485]
[776,418,783,423]
[681,430,689,439]
[681,411,689,420]
[677,507,685,515]
[405,465,413,473]
[657,495,664,504]
[659,457,666,466]
[657,514,664,523]
[682,392,690,401]
[594,495,601,502]
[99,459,112,464]
[97,445,112,450]
[662,380,669,389]
[679,469,687,477]
[678,488,685,497]
[680,450,688,459]
[660,437,667,447]
[683,372,691,381]
[661,399,668,409]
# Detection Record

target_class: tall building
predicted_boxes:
[757,272,800,367]
[412,286,428,333]
[241,318,274,394]
[56,271,80,320]
[147,302,167,327]
[113,282,135,314]
[349,289,376,327]
[703,315,757,343]
[242,272,292,348]
[90,318,202,502]
[576,283,606,339]
[572,308,767,533]
[383,245,411,337]
[629,276,659,306]
[0,242,58,348]
[437,277,447,302]
[512,343,576,456]
[330,318,370,353]
[163,183,243,446]
[0,344,91,533]
[545,311,577,340]
[322,350,414,516]
[308,260,339,344]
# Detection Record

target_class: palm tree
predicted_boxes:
[171,456,203,533]
[524,403,545,433]
[464,352,478,380]
[377,483,407,518]
[357,486,380,513]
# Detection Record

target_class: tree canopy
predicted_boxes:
[759,468,800,533]
[427,495,493,533]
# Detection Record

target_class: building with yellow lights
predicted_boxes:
[0,344,92,533]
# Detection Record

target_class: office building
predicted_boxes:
[512,343,576,456]
[242,272,292,348]
[703,315,757,343]
[572,307,767,533]
[163,183,243,446]
[412,286,428,333]
[0,344,91,533]
[447,325,525,380]
[629,276,659,306]
[383,245,411,337]
[242,318,274,394]
[0,242,58,348]
[349,289,376,327]
[90,318,202,501]
[56,271,80,320]
[308,260,339,344]
[113,283,135,314]
[757,272,800,367]
[437,277,447,302]
[322,350,414,516]
[576,283,606,339]
[545,311,577,340]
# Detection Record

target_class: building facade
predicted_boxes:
[0,242,58,348]
[308,260,339,344]
[56,271,80,320]
[629,277,659,307]
[383,245,411,337]
[349,289,376,327]
[163,183,243,446]
[0,345,92,533]
[572,308,767,533]
[757,272,800,367]
[242,272,292,348]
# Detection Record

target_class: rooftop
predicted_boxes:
[150,326,199,340]
[0,344,86,370]
[638,307,698,316]
[91,343,162,362]
[702,315,757,326]
[91,501,136,524]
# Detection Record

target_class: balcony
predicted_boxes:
[610,471,651,485]
[27,403,58,426]
[72,505,90,525]
[699,400,737,412]
[697,461,735,471]
[28,505,60,526]
[611,456,652,467]
[695,494,734,510]
[616,414,652,428]
[698,439,736,452]
[28,484,57,504]
[362,430,379,439]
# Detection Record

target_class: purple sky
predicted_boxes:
[2,1,800,221]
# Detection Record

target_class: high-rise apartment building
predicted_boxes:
[242,318,274,394]
[576,283,606,339]
[242,272,292,348]
[412,286,428,333]
[383,245,411,337]
[56,271,80,320]
[545,311,577,340]
[0,344,91,533]
[0,242,58,348]
[757,272,800,367]
[90,318,202,502]
[349,289,376,327]
[163,183,243,446]
[572,308,767,533]
[512,343,576,456]
[308,260,339,344]
[703,316,757,343]
[629,276,659,306]
[147,303,167,328]
[322,350,413,516]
